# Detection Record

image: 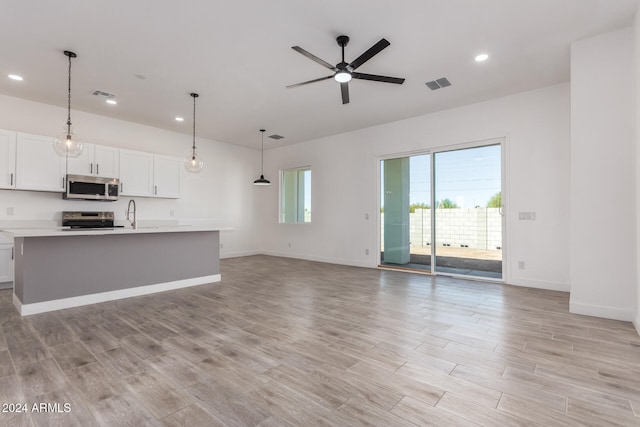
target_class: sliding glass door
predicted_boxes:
[380,154,431,272]
[433,144,502,279]
[380,141,503,279]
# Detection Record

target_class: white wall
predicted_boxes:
[570,28,636,321]
[0,94,261,258]
[635,7,640,334]
[259,83,571,291]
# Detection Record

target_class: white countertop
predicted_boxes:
[1,225,232,238]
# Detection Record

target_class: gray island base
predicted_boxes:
[6,227,223,315]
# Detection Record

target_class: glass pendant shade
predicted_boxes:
[185,150,204,173]
[55,50,83,157]
[184,92,203,173]
[53,126,83,157]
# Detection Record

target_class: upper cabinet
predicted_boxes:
[0,129,16,189]
[119,149,182,199]
[94,145,119,178]
[153,155,181,198]
[2,128,183,198]
[15,133,65,192]
[67,143,119,178]
[119,149,154,197]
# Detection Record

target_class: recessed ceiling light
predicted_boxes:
[105,99,117,105]
[8,74,23,81]
[175,117,184,122]
[475,53,489,62]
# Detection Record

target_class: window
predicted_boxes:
[280,166,311,223]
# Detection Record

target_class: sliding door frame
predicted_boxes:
[376,136,508,283]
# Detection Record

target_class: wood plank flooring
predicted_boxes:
[0,254,639,426]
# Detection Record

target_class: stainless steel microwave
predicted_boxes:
[64,174,119,201]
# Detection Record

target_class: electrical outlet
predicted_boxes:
[518,212,536,221]
[518,261,525,270]
[169,210,175,217]
[288,242,292,248]
[365,213,369,220]
[6,207,14,216]
[365,249,370,255]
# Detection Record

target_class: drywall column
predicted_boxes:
[570,27,636,321]
[383,158,410,264]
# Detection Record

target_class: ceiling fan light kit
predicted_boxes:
[287,35,405,104]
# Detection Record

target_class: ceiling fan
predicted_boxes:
[287,35,405,104]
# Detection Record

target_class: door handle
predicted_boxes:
[10,173,13,186]
[154,185,158,195]
[90,163,93,174]
[96,164,99,176]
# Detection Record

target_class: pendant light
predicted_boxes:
[253,129,270,186]
[184,92,204,173]
[53,51,83,157]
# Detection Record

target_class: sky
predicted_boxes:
[382,144,501,209]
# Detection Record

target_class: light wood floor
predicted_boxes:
[1,255,640,426]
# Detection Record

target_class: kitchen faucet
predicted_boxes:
[126,199,137,229]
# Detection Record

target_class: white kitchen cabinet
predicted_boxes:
[67,143,120,178]
[15,133,66,192]
[94,145,119,178]
[0,129,16,189]
[119,149,154,197]
[0,239,14,287]
[153,155,181,198]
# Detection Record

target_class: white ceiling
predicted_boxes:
[0,0,638,149]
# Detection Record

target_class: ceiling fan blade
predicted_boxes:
[352,72,405,84]
[286,75,333,89]
[341,82,349,104]
[349,38,390,70]
[291,46,337,70]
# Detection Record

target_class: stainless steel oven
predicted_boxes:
[62,211,118,229]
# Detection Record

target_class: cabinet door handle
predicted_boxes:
[96,164,99,176]
[11,247,14,260]
[10,173,13,186]
[120,182,123,192]
[62,177,66,189]
[90,163,93,174]
[154,185,158,195]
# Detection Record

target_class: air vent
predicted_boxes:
[425,77,452,90]
[268,134,284,140]
[91,89,115,98]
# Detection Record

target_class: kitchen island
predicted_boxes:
[1,226,229,315]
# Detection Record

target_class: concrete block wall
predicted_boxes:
[382,208,502,250]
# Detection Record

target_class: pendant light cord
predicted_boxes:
[192,94,196,158]
[66,54,72,133]
[260,129,265,175]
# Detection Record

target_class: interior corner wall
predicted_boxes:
[260,83,571,292]
[635,7,640,334]
[0,93,261,258]
[570,27,636,322]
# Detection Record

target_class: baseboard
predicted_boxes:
[220,250,261,259]
[508,277,570,292]
[634,314,640,336]
[261,250,374,269]
[569,300,635,322]
[13,274,221,316]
